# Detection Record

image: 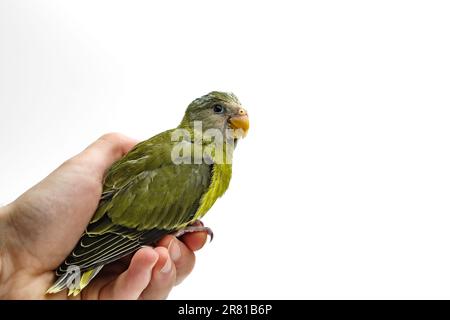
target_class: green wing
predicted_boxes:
[96,130,212,230]
[57,130,212,275]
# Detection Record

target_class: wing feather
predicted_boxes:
[57,130,212,275]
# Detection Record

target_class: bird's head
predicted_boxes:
[180,91,249,140]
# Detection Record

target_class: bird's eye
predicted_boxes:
[212,104,224,114]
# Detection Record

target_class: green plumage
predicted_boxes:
[47,91,247,296]
[93,130,215,230]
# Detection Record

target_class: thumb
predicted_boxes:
[69,133,139,182]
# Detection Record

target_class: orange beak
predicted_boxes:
[228,108,249,138]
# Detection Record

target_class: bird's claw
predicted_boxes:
[173,224,214,242]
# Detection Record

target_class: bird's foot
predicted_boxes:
[173,222,214,242]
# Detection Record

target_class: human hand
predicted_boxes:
[0,133,208,299]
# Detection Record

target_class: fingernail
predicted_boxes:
[168,240,181,262]
[160,257,172,274]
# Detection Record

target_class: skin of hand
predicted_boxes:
[0,133,208,300]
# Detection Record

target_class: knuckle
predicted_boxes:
[99,132,124,143]
[60,156,79,169]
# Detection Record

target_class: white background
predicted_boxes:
[1,1,450,299]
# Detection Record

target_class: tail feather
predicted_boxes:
[46,265,103,296]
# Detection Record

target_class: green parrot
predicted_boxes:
[46,91,249,296]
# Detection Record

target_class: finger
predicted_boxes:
[97,247,158,300]
[71,133,139,180]
[179,220,209,252]
[181,231,208,252]
[140,247,176,300]
[157,235,196,285]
